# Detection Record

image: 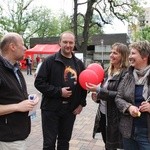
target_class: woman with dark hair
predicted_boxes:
[115,41,150,150]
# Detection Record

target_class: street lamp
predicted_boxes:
[100,39,104,68]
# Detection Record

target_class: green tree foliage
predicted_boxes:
[58,13,72,34]
[75,14,103,36]
[29,9,73,38]
[73,0,144,55]
[136,26,150,41]
[0,0,37,45]
[0,0,103,47]
[0,0,145,54]
[28,7,60,38]
[0,0,72,46]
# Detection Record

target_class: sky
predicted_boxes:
[2,0,150,34]
[35,0,74,15]
[33,0,149,34]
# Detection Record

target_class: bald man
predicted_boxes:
[0,32,38,150]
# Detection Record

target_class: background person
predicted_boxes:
[34,57,45,78]
[36,55,40,66]
[34,31,87,150]
[115,41,150,150]
[86,43,129,150]
[0,32,39,150]
[25,55,32,75]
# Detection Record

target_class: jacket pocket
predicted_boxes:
[0,123,13,140]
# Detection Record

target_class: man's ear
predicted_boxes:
[9,42,16,52]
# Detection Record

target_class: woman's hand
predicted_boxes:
[128,105,141,117]
[86,83,98,92]
[139,101,150,113]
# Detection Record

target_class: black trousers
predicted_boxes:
[100,112,117,150]
[100,112,107,144]
[26,65,32,75]
[41,104,76,150]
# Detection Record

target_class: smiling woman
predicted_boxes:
[115,40,150,150]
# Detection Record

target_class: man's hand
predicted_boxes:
[17,96,39,112]
[0,96,39,116]
[91,92,97,102]
[73,105,83,115]
[61,87,72,98]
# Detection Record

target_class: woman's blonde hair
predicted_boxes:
[108,42,129,75]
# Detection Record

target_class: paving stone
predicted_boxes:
[22,71,105,150]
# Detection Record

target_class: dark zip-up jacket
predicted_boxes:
[0,56,30,142]
[93,68,127,149]
[34,50,87,112]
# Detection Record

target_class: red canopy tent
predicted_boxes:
[21,44,60,69]
[25,44,60,55]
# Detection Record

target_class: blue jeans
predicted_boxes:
[123,127,150,150]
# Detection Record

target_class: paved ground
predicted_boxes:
[22,71,105,150]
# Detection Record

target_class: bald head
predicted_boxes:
[0,32,26,63]
[0,32,22,53]
[59,31,75,42]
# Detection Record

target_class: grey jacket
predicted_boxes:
[115,66,150,141]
